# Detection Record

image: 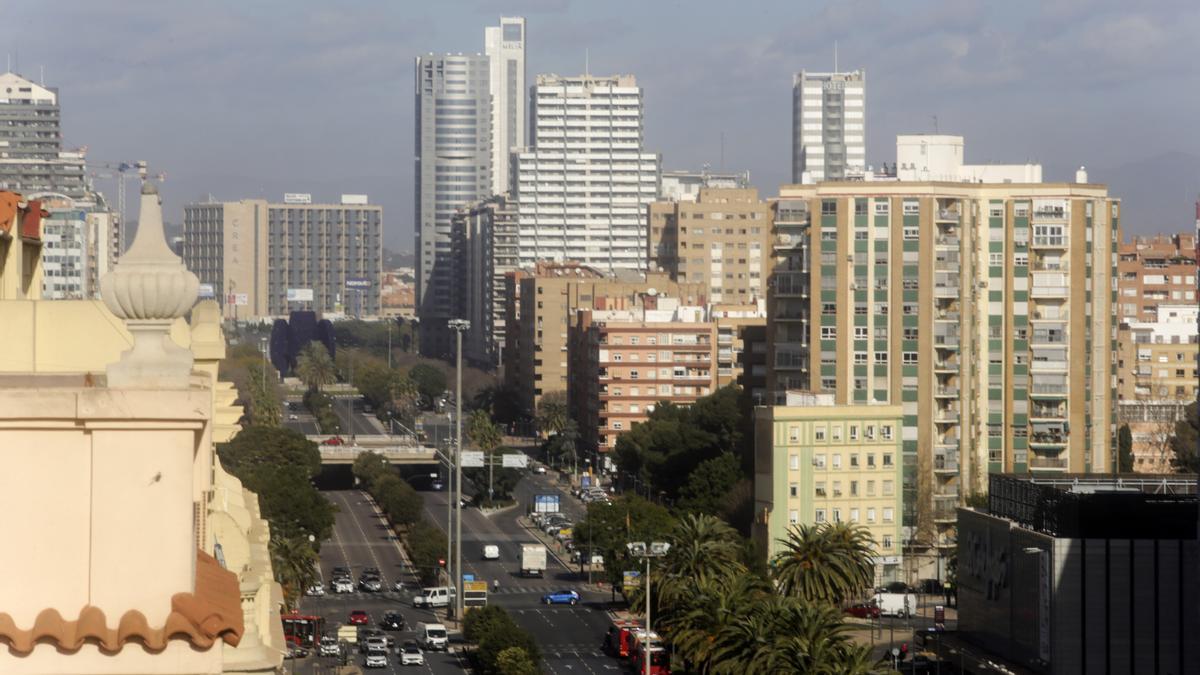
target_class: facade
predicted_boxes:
[791,69,865,183]
[1115,232,1197,323]
[502,261,705,417]
[34,190,115,300]
[414,52,492,355]
[648,187,773,303]
[0,72,87,199]
[957,474,1198,675]
[381,268,416,318]
[569,297,717,453]
[0,186,283,674]
[1116,304,1198,471]
[753,394,904,583]
[660,169,751,202]
[454,195,518,367]
[512,74,661,273]
[484,17,526,195]
[768,138,1120,552]
[182,195,382,320]
[895,134,1042,183]
[710,301,767,389]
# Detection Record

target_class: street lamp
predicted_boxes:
[626,541,670,675]
[447,318,470,621]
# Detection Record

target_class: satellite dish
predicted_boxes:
[647,288,657,296]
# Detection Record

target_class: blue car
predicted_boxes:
[542,589,581,606]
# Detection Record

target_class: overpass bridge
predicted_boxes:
[309,434,437,465]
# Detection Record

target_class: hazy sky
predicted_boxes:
[9,0,1199,246]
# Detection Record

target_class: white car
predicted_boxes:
[305,582,325,596]
[534,466,547,475]
[364,650,388,668]
[318,636,340,658]
[333,578,354,594]
[482,545,500,560]
[400,641,425,666]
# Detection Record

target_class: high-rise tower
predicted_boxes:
[791,69,865,183]
[484,17,526,195]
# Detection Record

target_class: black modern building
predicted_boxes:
[957,474,1198,675]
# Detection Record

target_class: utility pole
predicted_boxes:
[387,320,393,369]
[448,319,470,621]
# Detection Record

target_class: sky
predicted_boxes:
[8,0,1200,248]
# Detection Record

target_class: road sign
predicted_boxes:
[462,451,485,467]
[463,580,488,609]
[462,573,475,582]
[622,570,641,592]
[533,494,561,514]
[501,453,529,469]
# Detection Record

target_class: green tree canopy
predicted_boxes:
[296,342,336,392]
[771,522,876,606]
[408,363,448,405]
[494,646,538,675]
[270,535,318,611]
[468,409,504,453]
[535,391,568,436]
[1170,400,1199,473]
[574,496,675,586]
[1118,424,1134,472]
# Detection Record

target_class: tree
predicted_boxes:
[1170,399,1199,473]
[405,518,449,586]
[474,383,524,426]
[217,426,335,543]
[535,391,568,437]
[677,453,744,516]
[270,535,318,611]
[408,363,448,406]
[574,496,675,586]
[468,409,504,453]
[771,522,875,606]
[295,341,336,392]
[494,646,538,675]
[475,620,540,675]
[352,451,391,486]
[1118,424,1134,472]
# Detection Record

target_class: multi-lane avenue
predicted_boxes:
[288,468,622,674]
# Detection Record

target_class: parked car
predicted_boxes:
[349,610,370,625]
[844,601,881,619]
[542,589,581,606]
[400,640,425,666]
[288,413,299,420]
[380,611,405,631]
[331,566,351,578]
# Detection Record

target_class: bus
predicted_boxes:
[281,612,325,648]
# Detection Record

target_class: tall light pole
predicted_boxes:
[447,318,470,621]
[626,541,670,675]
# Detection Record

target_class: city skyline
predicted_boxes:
[6,0,1198,247]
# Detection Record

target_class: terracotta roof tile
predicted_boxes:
[0,550,244,655]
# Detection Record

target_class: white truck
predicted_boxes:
[873,592,918,619]
[520,543,547,577]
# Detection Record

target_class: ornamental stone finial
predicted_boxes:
[100,180,199,388]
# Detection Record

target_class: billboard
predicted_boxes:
[501,454,529,469]
[533,494,560,514]
[283,193,312,204]
[345,277,372,289]
[287,288,314,302]
[340,194,369,205]
[225,293,249,307]
[461,451,485,468]
[622,570,641,592]
[198,283,215,299]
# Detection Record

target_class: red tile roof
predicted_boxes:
[0,550,243,655]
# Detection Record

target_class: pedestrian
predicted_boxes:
[493,578,500,592]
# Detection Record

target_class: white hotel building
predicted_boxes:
[792,69,866,183]
[512,74,661,273]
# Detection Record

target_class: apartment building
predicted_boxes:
[791,69,865,183]
[1116,305,1198,471]
[37,191,115,300]
[753,394,904,582]
[454,195,518,367]
[512,74,661,273]
[768,136,1119,551]
[1116,233,1197,323]
[0,72,87,199]
[183,194,382,320]
[502,261,704,417]
[648,187,773,303]
[569,296,717,453]
[660,169,751,202]
[710,301,767,390]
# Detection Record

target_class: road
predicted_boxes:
[332,396,386,437]
[287,490,469,674]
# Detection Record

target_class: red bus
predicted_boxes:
[281,612,325,648]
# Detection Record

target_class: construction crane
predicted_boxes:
[87,160,165,254]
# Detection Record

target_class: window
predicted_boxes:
[875,352,889,365]
[815,509,826,523]
[849,425,859,440]
[612,421,623,430]
[815,426,827,441]
[903,352,918,364]
[883,508,894,523]
[882,480,894,496]
[882,425,894,440]
[815,481,827,497]
[821,199,837,215]
[883,453,894,466]
[821,327,837,339]
[849,453,859,467]
[814,454,827,469]
[850,508,860,521]
[788,510,800,524]
[789,425,800,442]
[832,425,843,441]
[865,425,875,439]
[822,303,837,315]
[854,352,867,364]
[866,508,876,522]
[882,535,893,549]
[850,480,858,496]
[629,370,639,380]
[866,453,876,467]
[854,327,869,340]
[902,201,919,215]
[789,454,800,470]
[789,483,798,498]
[832,508,842,523]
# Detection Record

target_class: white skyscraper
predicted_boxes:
[484,17,526,195]
[791,69,866,182]
[512,74,661,273]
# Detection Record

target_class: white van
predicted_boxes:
[417,622,449,651]
[412,586,454,608]
[873,592,918,618]
[482,545,500,560]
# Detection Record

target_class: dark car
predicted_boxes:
[844,601,881,619]
[918,578,944,594]
[380,611,405,631]
[879,581,914,594]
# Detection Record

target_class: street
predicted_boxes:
[287,468,621,674]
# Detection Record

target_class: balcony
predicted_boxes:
[935,311,960,322]
[1029,456,1069,470]
[1030,405,1067,421]
[934,334,960,348]
[934,284,959,298]
[936,236,960,248]
[1032,208,1067,221]
[934,407,959,424]
[1030,285,1069,298]
[1030,383,1068,397]
[934,386,959,398]
[1032,235,1067,248]
[1029,432,1067,448]
[934,452,959,473]
[934,360,959,373]
[775,352,808,369]
[936,209,961,222]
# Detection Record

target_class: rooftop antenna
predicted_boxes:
[932,115,939,134]
[584,48,589,80]
[39,65,44,86]
[834,40,838,73]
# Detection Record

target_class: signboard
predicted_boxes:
[581,474,592,488]
[501,454,529,469]
[463,580,488,609]
[345,277,372,289]
[461,451,485,468]
[462,573,475,583]
[283,193,312,204]
[533,494,561,514]
[225,293,249,307]
[463,580,487,592]
[934,605,945,631]
[340,194,369,205]
[198,283,215,299]
[287,288,314,302]
[622,570,641,592]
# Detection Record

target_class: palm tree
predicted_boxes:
[270,535,318,611]
[663,574,768,673]
[654,514,745,608]
[535,392,568,437]
[771,521,876,606]
[467,409,503,454]
[295,342,336,392]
